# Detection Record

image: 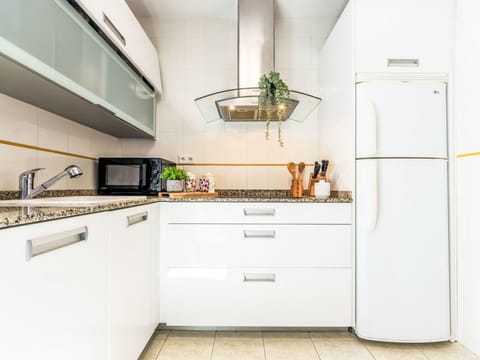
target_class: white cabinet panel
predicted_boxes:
[355,0,450,74]
[166,224,352,268]
[457,156,480,355]
[110,204,155,360]
[0,213,109,360]
[166,268,352,327]
[164,202,352,224]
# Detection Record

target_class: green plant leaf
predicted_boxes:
[160,167,189,180]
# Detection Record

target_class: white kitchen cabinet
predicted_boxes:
[0,213,109,360]
[355,0,451,75]
[159,202,354,327]
[456,156,480,355]
[109,204,157,360]
[76,0,162,93]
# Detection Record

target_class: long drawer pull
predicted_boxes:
[387,58,419,67]
[243,273,276,282]
[127,211,148,227]
[26,226,88,261]
[103,13,126,46]
[243,208,276,216]
[243,230,276,239]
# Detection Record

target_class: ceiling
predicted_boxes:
[126,0,349,19]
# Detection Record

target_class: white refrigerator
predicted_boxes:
[355,81,450,342]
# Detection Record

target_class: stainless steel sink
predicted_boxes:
[0,196,147,207]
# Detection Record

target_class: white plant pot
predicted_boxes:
[166,180,184,192]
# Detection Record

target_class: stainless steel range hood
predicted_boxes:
[194,0,321,123]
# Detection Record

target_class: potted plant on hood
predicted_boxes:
[258,70,290,147]
[160,167,188,192]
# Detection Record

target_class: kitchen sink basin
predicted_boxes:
[0,196,147,207]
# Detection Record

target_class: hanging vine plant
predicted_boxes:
[258,71,290,147]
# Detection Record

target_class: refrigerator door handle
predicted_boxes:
[367,160,378,232]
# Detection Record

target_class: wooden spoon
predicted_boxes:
[287,162,296,179]
[297,162,305,180]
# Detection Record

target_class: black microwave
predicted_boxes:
[98,157,176,195]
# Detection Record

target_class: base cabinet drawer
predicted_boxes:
[166,225,352,268]
[165,268,352,327]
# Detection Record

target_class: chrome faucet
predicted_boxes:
[19,165,83,199]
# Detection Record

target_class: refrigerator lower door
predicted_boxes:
[356,158,450,342]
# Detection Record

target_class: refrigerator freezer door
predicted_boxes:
[356,158,450,342]
[356,82,447,159]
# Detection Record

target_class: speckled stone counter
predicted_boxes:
[0,189,352,229]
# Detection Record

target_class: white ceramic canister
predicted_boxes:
[314,180,331,200]
[204,172,215,192]
[185,172,197,192]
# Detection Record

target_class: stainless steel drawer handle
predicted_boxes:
[243,273,276,282]
[127,211,148,227]
[26,226,88,261]
[103,13,126,46]
[243,230,276,239]
[243,208,276,216]
[387,58,419,67]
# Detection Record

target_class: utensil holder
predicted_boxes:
[290,179,303,198]
[307,173,326,197]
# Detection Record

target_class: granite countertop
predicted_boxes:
[0,190,352,229]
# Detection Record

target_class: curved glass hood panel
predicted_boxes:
[194,88,321,123]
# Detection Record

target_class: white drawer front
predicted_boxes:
[166,225,352,268]
[165,268,352,327]
[163,202,351,224]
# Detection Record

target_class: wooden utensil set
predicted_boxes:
[287,161,329,198]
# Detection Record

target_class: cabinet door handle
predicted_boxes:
[243,273,276,282]
[103,13,126,46]
[26,226,88,261]
[387,58,419,67]
[243,230,276,239]
[243,208,276,216]
[127,211,148,227]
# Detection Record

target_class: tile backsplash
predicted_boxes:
[0,93,121,190]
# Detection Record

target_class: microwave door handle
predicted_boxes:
[140,164,147,187]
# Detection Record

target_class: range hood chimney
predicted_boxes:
[194,0,321,123]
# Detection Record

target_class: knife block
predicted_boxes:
[290,179,303,198]
[307,173,326,197]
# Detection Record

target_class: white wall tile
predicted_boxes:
[268,166,291,189]
[225,166,247,189]
[65,158,97,189]
[247,166,269,189]
[0,94,38,145]
[37,109,68,151]
[67,121,92,157]
[0,144,37,190]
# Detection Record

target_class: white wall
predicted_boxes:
[317,2,354,191]
[122,15,344,189]
[0,93,122,190]
[455,0,480,356]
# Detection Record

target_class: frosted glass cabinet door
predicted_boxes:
[0,0,55,67]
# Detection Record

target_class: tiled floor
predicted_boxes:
[139,330,479,360]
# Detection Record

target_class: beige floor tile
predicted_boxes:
[212,331,265,360]
[157,331,215,360]
[420,342,480,360]
[139,331,170,360]
[312,340,374,360]
[264,332,319,360]
[263,331,311,340]
[363,340,429,360]
[309,331,358,342]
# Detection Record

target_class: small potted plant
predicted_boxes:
[160,167,188,192]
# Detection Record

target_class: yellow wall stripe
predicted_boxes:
[457,152,480,158]
[0,139,97,161]
[184,163,315,167]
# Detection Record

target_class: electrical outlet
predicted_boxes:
[178,154,195,164]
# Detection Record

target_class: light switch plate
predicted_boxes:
[178,154,195,164]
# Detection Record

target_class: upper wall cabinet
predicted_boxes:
[76,0,162,93]
[355,0,451,76]
[0,0,160,138]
